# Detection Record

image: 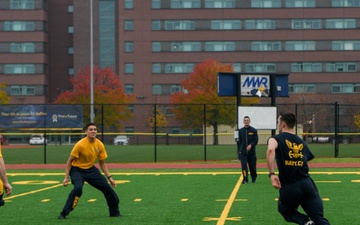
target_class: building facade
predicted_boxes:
[1,0,360,105]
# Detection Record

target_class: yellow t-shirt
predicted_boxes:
[70,137,108,169]
[0,144,2,158]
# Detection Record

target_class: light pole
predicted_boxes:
[90,0,94,122]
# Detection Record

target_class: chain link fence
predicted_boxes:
[1,103,360,163]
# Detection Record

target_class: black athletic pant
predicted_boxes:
[239,153,257,182]
[61,166,120,216]
[278,177,330,225]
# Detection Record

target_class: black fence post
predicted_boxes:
[334,102,339,158]
[203,104,207,162]
[101,104,104,142]
[44,104,47,164]
[295,104,298,135]
[271,74,276,136]
[154,104,157,162]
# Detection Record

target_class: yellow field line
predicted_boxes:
[4,183,63,200]
[7,171,360,176]
[217,175,243,225]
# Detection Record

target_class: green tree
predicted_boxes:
[169,59,258,145]
[0,83,11,104]
[53,67,135,129]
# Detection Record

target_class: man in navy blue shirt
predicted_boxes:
[237,116,258,184]
[267,112,330,225]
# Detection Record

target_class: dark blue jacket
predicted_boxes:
[237,126,258,156]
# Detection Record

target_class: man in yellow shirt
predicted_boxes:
[0,142,13,206]
[58,122,121,219]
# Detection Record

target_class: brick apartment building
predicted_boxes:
[1,0,360,105]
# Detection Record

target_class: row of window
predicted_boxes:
[5,85,45,96]
[0,42,47,53]
[1,21,47,32]
[148,19,357,31]
[1,65,74,75]
[120,62,359,74]
[123,63,197,74]
[3,64,37,74]
[1,21,73,34]
[0,62,356,75]
[4,40,359,55]
[143,40,360,52]
[289,84,360,93]
[123,83,360,95]
[4,39,359,57]
[125,84,184,96]
[6,0,360,11]
[10,0,35,9]
[147,0,360,9]
[1,19,355,33]
[0,0,46,10]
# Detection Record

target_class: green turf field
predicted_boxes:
[2,168,359,224]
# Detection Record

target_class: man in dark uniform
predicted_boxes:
[266,112,330,225]
[237,116,258,184]
[58,122,121,219]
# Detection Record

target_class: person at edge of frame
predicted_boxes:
[266,112,330,225]
[57,122,121,219]
[237,116,259,184]
[0,142,13,207]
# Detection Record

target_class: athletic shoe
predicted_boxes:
[242,181,248,184]
[58,212,66,219]
[0,193,4,207]
[110,213,122,217]
[304,221,315,225]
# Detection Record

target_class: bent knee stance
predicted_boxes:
[278,201,292,222]
[69,186,83,209]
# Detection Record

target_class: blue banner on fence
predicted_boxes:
[0,105,83,129]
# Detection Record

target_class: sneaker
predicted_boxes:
[58,212,66,220]
[110,213,122,217]
[242,181,248,184]
[0,193,4,207]
[252,180,256,183]
[304,221,315,225]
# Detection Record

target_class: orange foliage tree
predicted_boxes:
[169,59,258,145]
[0,82,11,104]
[53,67,135,129]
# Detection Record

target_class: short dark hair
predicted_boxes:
[84,122,96,131]
[244,116,250,119]
[279,112,296,129]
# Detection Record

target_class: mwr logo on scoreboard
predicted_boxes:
[241,74,270,97]
[217,72,288,97]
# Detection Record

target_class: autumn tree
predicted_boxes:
[53,66,135,129]
[0,83,11,104]
[353,108,360,131]
[145,105,168,133]
[169,59,258,145]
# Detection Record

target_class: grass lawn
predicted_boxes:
[2,168,359,224]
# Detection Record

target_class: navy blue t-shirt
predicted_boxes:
[273,132,314,185]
